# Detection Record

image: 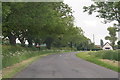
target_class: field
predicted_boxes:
[76,50,120,72]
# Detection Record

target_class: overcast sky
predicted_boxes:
[63,0,118,45]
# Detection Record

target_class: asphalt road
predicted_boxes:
[14,52,118,78]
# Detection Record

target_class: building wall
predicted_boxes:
[102,43,113,50]
[118,31,120,41]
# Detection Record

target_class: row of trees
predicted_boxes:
[2,2,93,50]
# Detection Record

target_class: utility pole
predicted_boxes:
[93,34,95,44]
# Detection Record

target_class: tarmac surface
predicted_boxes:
[14,52,118,78]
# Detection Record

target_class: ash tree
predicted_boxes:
[105,27,118,49]
[83,1,120,25]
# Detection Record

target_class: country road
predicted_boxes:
[14,52,118,78]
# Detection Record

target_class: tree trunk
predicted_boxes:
[18,37,25,47]
[45,37,53,49]
[8,33,16,45]
[112,42,115,50]
[70,41,73,48]
[46,43,51,49]
[20,39,25,47]
[27,38,33,47]
[35,41,37,47]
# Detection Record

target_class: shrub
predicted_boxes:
[88,50,119,61]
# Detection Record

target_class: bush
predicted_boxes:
[88,50,119,61]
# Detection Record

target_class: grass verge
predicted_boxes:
[76,52,120,72]
[2,45,71,69]
[2,54,48,78]
[2,45,73,79]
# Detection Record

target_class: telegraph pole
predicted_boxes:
[93,34,95,44]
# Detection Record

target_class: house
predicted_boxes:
[118,31,120,41]
[102,42,113,50]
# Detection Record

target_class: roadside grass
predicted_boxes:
[2,54,48,78]
[3,50,61,68]
[87,50,120,61]
[76,51,120,72]
[2,45,72,78]
[100,59,118,66]
[2,45,71,69]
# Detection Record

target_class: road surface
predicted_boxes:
[14,52,118,78]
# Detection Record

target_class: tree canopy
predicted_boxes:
[83,1,120,25]
[2,2,92,50]
[105,27,118,49]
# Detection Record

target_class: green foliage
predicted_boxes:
[77,42,102,51]
[83,2,120,24]
[2,2,87,49]
[83,1,120,49]
[117,41,120,49]
[2,2,90,49]
[105,27,118,49]
[2,45,63,68]
[88,50,120,61]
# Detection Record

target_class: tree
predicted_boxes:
[100,39,104,47]
[83,2,120,25]
[2,3,26,45]
[105,27,118,49]
[2,2,90,50]
[0,2,2,38]
[41,2,74,49]
[117,41,120,49]
[83,2,120,49]
[2,2,76,49]
[83,2,120,42]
